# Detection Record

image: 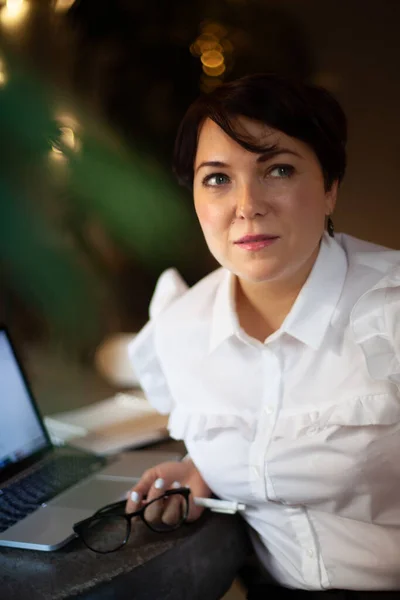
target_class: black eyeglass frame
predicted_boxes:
[73,487,191,553]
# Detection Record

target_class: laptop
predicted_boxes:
[0,327,180,551]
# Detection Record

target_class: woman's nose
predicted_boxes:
[235,184,266,220]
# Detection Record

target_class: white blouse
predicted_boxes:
[129,232,400,591]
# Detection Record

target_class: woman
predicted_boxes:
[126,74,400,596]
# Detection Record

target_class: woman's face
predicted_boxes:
[193,117,337,285]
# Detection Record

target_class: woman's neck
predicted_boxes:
[235,249,319,343]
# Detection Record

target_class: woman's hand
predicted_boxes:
[126,458,211,522]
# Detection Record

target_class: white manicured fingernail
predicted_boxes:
[172,481,181,489]
[154,478,165,490]
[130,491,140,503]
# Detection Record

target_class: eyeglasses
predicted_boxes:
[73,487,190,554]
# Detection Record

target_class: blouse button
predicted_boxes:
[264,406,273,415]
[307,548,314,558]
[252,466,260,477]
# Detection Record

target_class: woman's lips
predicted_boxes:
[234,234,279,251]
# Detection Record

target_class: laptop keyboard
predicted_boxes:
[0,454,104,533]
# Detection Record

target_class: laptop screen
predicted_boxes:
[0,330,49,475]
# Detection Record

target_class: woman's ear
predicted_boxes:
[325,180,339,215]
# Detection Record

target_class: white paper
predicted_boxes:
[44,391,169,454]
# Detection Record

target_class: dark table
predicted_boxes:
[0,441,252,600]
[0,505,251,600]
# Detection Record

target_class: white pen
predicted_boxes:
[193,497,246,514]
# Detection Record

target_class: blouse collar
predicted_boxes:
[209,233,348,353]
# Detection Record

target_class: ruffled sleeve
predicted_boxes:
[128,269,188,414]
[351,266,400,387]
[168,405,257,442]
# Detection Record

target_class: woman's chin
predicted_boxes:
[213,248,285,283]
[231,261,284,284]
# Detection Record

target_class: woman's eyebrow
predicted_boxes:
[256,148,302,163]
[195,160,228,174]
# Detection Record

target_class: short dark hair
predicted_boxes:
[173,73,347,192]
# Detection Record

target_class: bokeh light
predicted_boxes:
[200,75,223,93]
[201,50,224,69]
[0,0,30,28]
[202,63,226,77]
[0,57,7,86]
[54,0,76,12]
[190,20,234,91]
[201,21,228,38]
[49,114,82,161]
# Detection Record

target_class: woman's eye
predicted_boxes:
[202,173,230,187]
[268,165,295,178]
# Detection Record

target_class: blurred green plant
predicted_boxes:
[0,53,203,352]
